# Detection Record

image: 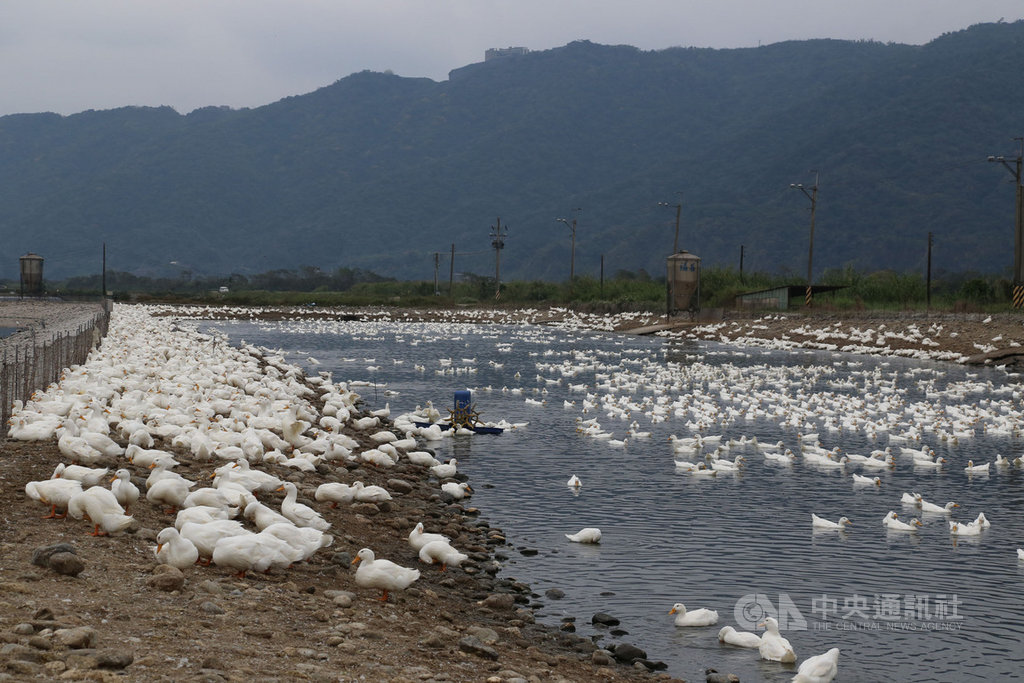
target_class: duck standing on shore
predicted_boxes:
[153,527,200,569]
[352,547,420,601]
[278,482,331,531]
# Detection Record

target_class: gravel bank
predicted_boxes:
[0,300,108,356]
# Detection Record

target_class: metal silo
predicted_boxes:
[19,253,44,296]
[666,250,700,316]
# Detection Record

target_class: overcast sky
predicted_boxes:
[1,1,1020,117]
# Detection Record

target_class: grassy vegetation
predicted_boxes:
[60,265,1022,315]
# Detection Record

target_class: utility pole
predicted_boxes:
[432,252,440,296]
[490,218,508,299]
[790,172,819,307]
[926,232,933,311]
[449,243,455,298]
[555,208,580,295]
[658,192,683,254]
[987,137,1024,307]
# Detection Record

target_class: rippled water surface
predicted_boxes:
[202,318,1024,682]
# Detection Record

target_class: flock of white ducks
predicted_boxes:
[11,304,485,596]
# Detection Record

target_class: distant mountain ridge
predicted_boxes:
[1,21,1023,283]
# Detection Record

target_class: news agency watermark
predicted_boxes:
[735,592,964,632]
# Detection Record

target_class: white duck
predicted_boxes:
[567,474,582,489]
[417,539,468,571]
[211,532,296,578]
[182,487,235,511]
[792,647,839,683]
[408,522,451,551]
[919,498,958,514]
[314,482,356,508]
[717,625,761,648]
[56,425,104,465]
[949,520,982,536]
[860,453,895,468]
[67,486,133,536]
[125,444,179,469]
[351,481,392,503]
[109,469,140,511]
[242,499,291,530]
[359,448,396,467]
[179,520,250,560]
[882,511,922,531]
[764,450,797,464]
[277,482,330,531]
[670,602,719,626]
[226,459,283,493]
[153,527,200,569]
[259,522,333,562]
[913,456,946,470]
[24,477,83,518]
[851,474,881,487]
[7,414,61,441]
[811,514,852,531]
[964,460,990,474]
[406,451,440,467]
[175,505,235,530]
[441,482,473,500]
[145,463,195,491]
[430,459,458,479]
[351,547,420,601]
[758,616,797,662]
[900,492,922,505]
[52,463,109,488]
[146,476,193,514]
[565,527,602,543]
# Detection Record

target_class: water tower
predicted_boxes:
[19,253,44,296]
[666,250,700,316]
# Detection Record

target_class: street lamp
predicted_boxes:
[555,208,580,292]
[790,172,819,308]
[658,193,683,254]
[987,137,1024,307]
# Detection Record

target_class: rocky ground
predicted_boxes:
[0,438,671,683]
[3,302,1023,683]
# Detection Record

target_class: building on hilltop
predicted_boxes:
[485,47,530,61]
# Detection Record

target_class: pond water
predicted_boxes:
[200,317,1024,682]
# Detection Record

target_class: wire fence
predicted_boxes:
[0,304,111,426]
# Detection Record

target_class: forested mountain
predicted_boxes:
[2,21,1023,283]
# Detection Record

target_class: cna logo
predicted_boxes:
[734,593,807,631]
